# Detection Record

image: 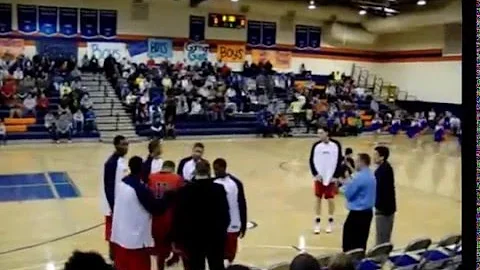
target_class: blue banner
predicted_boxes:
[148,39,173,58]
[184,42,209,64]
[59,7,78,37]
[17,5,37,34]
[295,25,309,49]
[247,20,262,46]
[36,39,78,59]
[0,4,12,35]
[261,21,276,47]
[80,8,98,38]
[127,41,148,57]
[38,6,58,36]
[189,16,205,42]
[308,26,321,49]
[99,10,117,38]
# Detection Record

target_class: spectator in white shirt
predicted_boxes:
[23,94,37,116]
[162,76,172,89]
[427,109,436,128]
[13,67,23,80]
[81,93,93,110]
[190,99,203,115]
[73,110,84,134]
[0,119,6,145]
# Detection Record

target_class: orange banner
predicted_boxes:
[250,49,291,69]
[216,44,246,63]
[0,39,24,59]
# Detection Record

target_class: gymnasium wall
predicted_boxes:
[2,0,461,104]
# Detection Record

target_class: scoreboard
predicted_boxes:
[208,13,246,29]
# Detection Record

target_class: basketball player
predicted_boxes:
[101,135,129,262]
[309,127,343,234]
[177,142,206,181]
[143,139,164,182]
[213,158,248,267]
[111,156,174,270]
[148,160,184,270]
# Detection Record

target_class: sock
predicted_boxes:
[315,217,321,223]
[328,217,334,223]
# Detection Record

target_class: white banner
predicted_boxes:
[184,42,209,65]
[87,42,128,66]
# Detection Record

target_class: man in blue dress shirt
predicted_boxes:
[340,153,376,252]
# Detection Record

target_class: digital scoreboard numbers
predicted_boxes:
[208,13,246,29]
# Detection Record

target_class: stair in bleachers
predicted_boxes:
[81,72,143,143]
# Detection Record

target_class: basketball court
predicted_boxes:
[0,135,461,270]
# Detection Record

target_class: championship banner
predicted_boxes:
[184,42,209,64]
[0,39,25,59]
[17,5,37,34]
[251,49,291,69]
[38,6,58,36]
[99,10,117,38]
[59,7,78,37]
[80,8,98,38]
[87,42,128,66]
[147,39,173,58]
[216,44,245,63]
[0,4,12,35]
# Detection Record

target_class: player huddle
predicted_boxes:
[101,136,247,270]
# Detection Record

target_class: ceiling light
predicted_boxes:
[417,0,426,5]
[359,9,367,15]
[231,0,239,2]
[308,0,316,9]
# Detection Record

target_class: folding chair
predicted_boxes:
[417,235,462,270]
[357,243,394,270]
[388,238,432,270]
[345,248,365,266]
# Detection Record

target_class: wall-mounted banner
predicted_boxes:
[0,4,12,35]
[216,44,245,63]
[247,21,277,47]
[17,5,37,34]
[99,10,117,38]
[38,6,58,36]
[127,41,148,57]
[80,8,98,38]
[295,25,321,49]
[0,39,24,59]
[87,42,128,66]
[247,21,262,46]
[261,21,277,47]
[189,16,205,42]
[147,39,173,59]
[59,7,78,37]
[251,49,291,69]
[184,42,209,64]
[275,51,292,69]
[36,39,77,59]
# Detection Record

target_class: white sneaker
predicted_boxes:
[313,223,321,234]
[325,222,333,233]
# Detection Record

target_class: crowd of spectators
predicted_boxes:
[0,53,97,143]
[102,55,295,137]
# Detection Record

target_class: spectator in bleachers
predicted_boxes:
[80,92,93,111]
[13,66,23,80]
[289,95,306,126]
[56,110,72,143]
[0,119,6,145]
[84,109,97,133]
[23,94,37,117]
[9,95,23,118]
[44,110,56,139]
[274,112,290,137]
[73,109,84,134]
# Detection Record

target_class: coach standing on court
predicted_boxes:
[341,153,376,252]
[373,146,396,245]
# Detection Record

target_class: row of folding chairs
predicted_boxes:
[266,234,461,270]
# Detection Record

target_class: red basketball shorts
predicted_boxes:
[113,243,151,270]
[224,232,240,262]
[314,181,336,199]
[105,216,112,241]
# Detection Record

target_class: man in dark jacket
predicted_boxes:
[173,159,230,270]
[373,146,397,245]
